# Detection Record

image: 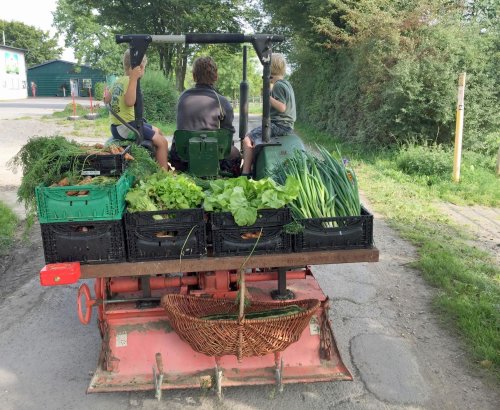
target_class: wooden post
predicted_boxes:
[496,145,500,176]
[453,73,466,182]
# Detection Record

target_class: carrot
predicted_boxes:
[77,176,93,185]
[109,145,121,155]
[94,143,105,149]
[124,153,135,161]
[58,177,70,186]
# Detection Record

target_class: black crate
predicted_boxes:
[210,208,290,230]
[125,208,205,228]
[125,209,206,261]
[293,207,374,252]
[41,220,126,264]
[212,226,292,257]
[74,145,131,176]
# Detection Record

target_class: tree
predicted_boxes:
[52,0,123,75]
[1,20,62,66]
[54,0,248,91]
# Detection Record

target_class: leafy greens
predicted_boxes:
[126,170,205,212]
[203,176,300,226]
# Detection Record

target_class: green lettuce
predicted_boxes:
[204,176,299,226]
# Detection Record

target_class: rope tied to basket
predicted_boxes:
[161,226,321,360]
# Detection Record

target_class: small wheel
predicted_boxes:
[77,283,93,325]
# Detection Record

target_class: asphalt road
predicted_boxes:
[0,99,498,410]
[0,97,93,119]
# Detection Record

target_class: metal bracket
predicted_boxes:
[153,352,164,401]
[274,353,284,393]
[214,358,223,400]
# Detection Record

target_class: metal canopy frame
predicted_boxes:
[115,33,285,143]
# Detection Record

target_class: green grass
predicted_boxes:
[295,122,500,375]
[0,201,18,255]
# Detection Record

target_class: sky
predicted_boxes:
[2,0,75,61]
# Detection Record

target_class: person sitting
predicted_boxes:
[241,53,296,176]
[104,49,169,170]
[171,56,241,175]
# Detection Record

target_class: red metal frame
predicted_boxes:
[39,248,379,395]
[88,272,352,392]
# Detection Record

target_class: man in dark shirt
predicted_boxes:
[171,56,240,173]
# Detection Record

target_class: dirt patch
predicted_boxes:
[438,202,500,264]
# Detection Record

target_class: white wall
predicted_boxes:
[0,48,28,100]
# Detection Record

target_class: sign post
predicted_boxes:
[452,73,466,183]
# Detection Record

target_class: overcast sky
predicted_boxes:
[2,0,75,61]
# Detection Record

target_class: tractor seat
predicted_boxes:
[173,129,233,162]
[172,129,235,177]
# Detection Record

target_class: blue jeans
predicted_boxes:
[248,123,293,145]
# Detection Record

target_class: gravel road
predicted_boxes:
[0,99,498,410]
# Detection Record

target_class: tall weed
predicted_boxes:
[395,141,452,177]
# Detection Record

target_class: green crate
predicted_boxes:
[36,173,134,223]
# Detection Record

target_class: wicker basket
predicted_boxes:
[161,294,320,360]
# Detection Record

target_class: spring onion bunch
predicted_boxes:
[271,146,361,221]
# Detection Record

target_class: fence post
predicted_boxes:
[452,73,466,182]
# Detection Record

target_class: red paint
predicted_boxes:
[87,274,352,392]
[40,263,81,286]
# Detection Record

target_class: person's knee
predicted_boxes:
[242,136,253,149]
[152,133,168,148]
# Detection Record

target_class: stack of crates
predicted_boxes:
[210,208,292,256]
[124,208,207,261]
[36,172,133,264]
[292,207,374,252]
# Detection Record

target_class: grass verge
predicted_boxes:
[295,122,500,376]
[0,201,18,255]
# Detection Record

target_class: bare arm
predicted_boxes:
[124,66,144,107]
[270,95,286,113]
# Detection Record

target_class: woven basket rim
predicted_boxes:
[161,294,321,325]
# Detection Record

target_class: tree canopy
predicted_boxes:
[1,20,62,66]
[53,0,249,91]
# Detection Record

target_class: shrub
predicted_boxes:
[141,70,178,123]
[94,82,106,101]
[395,142,452,177]
[284,2,499,149]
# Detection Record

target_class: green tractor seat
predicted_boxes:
[173,129,234,177]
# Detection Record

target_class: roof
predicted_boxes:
[28,59,94,70]
[0,44,27,53]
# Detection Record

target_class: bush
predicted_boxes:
[94,81,106,101]
[141,70,178,123]
[395,142,452,177]
[285,2,499,149]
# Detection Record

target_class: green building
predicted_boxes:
[27,60,106,97]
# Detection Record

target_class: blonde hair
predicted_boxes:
[123,49,148,72]
[271,53,286,77]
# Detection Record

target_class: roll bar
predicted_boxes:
[116,33,285,143]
